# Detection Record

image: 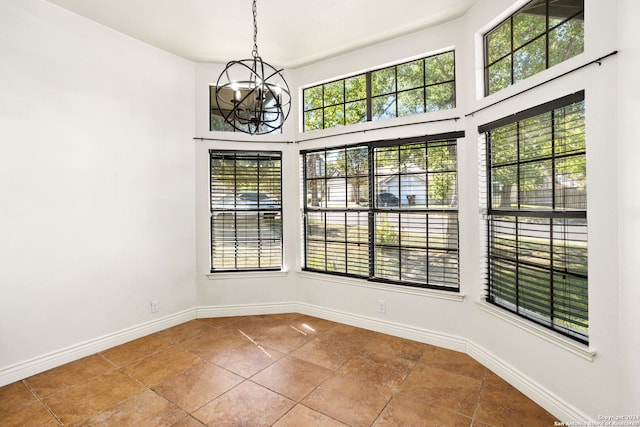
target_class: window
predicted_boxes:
[210,150,282,271]
[302,133,462,291]
[209,87,282,134]
[484,0,584,95]
[303,51,456,132]
[480,92,587,343]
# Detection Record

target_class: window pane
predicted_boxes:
[486,21,512,64]
[210,114,234,132]
[513,36,546,83]
[304,86,323,110]
[425,82,455,111]
[324,81,344,106]
[372,95,396,120]
[210,151,282,271]
[397,60,424,91]
[485,97,587,343]
[488,56,512,95]
[303,138,459,290]
[304,110,323,131]
[484,0,583,96]
[555,156,586,209]
[513,0,547,49]
[425,52,455,84]
[428,143,456,172]
[490,123,518,165]
[549,14,584,67]
[428,172,457,207]
[519,113,552,161]
[372,67,396,96]
[398,89,424,117]
[303,51,456,132]
[549,0,584,27]
[520,160,552,208]
[345,74,367,102]
[554,102,585,156]
[491,165,517,209]
[345,100,367,125]
[324,105,344,128]
[326,177,347,207]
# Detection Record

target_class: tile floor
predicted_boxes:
[0,314,558,426]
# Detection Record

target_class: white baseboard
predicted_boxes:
[195,302,297,318]
[295,302,468,352]
[0,308,196,387]
[1,301,592,423]
[466,340,593,423]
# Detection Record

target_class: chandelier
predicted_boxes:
[214,0,291,135]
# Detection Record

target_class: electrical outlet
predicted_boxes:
[377,299,386,314]
[150,300,159,313]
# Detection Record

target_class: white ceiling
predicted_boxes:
[46,0,479,69]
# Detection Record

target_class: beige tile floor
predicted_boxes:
[0,314,557,426]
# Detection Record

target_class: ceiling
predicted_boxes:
[46,0,479,69]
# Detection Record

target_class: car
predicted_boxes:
[376,192,399,207]
[211,192,280,218]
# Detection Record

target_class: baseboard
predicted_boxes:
[297,302,592,423]
[295,302,468,352]
[466,340,593,423]
[196,301,297,318]
[2,301,593,423]
[0,308,196,387]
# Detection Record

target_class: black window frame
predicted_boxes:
[303,51,456,132]
[480,91,588,344]
[301,132,463,292]
[483,0,584,96]
[209,150,283,272]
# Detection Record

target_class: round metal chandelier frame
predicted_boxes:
[215,0,291,135]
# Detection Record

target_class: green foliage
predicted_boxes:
[376,214,399,245]
[490,101,585,208]
[303,51,455,131]
[485,0,584,95]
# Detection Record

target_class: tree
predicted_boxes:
[490,103,585,209]
[485,1,584,95]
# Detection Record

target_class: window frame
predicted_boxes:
[209,150,283,273]
[480,91,588,344]
[301,132,463,292]
[303,51,456,132]
[483,0,584,96]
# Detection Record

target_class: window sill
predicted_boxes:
[475,300,596,362]
[298,271,465,302]
[206,270,289,280]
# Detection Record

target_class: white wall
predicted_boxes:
[193,63,299,314]
[617,0,640,412]
[2,0,637,420]
[289,0,636,420]
[0,0,196,383]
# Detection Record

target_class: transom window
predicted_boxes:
[303,51,455,132]
[209,150,282,272]
[484,0,584,95]
[209,87,283,134]
[481,92,588,343]
[302,133,462,291]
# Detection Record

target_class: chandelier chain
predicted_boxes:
[251,0,259,58]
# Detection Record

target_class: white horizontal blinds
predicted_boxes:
[482,92,588,343]
[303,145,370,278]
[302,133,461,291]
[373,139,459,290]
[210,150,282,272]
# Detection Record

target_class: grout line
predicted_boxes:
[22,380,64,426]
[470,368,489,426]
